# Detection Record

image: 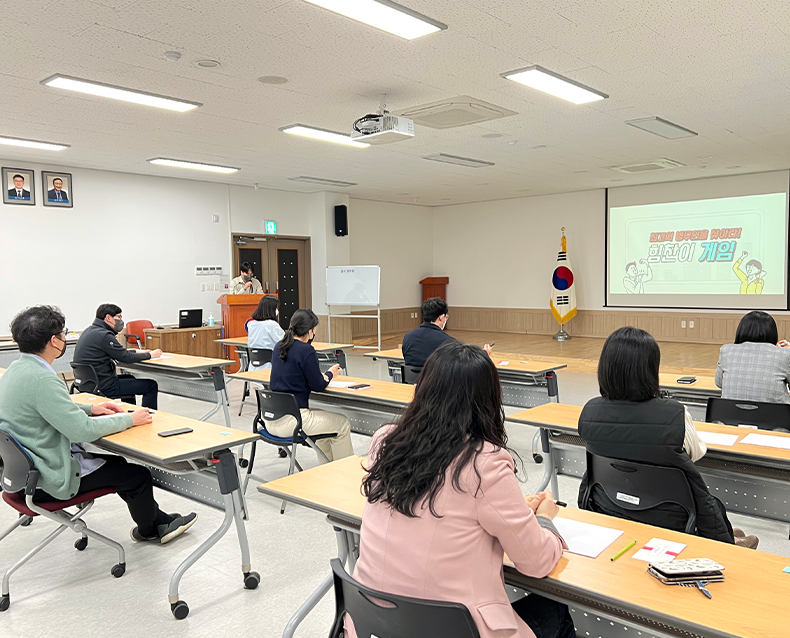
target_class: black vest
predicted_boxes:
[577,396,734,544]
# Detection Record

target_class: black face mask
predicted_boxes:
[114,319,124,334]
[54,336,67,359]
[243,274,253,282]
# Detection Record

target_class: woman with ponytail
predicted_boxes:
[269,309,353,462]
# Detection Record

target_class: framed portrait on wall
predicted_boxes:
[2,167,35,206]
[42,171,73,208]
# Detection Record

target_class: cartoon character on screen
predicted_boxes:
[623,258,653,294]
[733,251,765,294]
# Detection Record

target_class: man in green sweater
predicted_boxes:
[0,305,197,544]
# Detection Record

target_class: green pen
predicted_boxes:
[610,540,637,562]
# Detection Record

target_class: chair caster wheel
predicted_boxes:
[278,449,287,458]
[111,563,126,578]
[532,454,543,464]
[171,600,189,619]
[75,537,88,551]
[0,594,9,612]
[238,458,249,468]
[244,571,260,590]
[19,515,32,527]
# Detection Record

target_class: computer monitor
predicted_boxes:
[178,309,203,329]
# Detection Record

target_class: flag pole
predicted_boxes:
[552,227,572,341]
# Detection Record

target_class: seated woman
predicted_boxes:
[349,341,574,638]
[578,326,757,548]
[268,309,353,462]
[716,310,790,404]
[247,294,284,371]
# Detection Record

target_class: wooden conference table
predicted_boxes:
[511,402,790,527]
[229,369,413,435]
[71,393,260,619]
[118,352,234,428]
[659,373,720,409]
[366,347,567,408]
[259,455,790,638]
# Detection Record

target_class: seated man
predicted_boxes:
[230,261,263,295]
[402,297,492,368]
[74,304,161,408]
[0,305,196,543]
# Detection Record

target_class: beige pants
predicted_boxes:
[266,408,353,463]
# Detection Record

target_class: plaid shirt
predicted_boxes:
[715,342,790,404]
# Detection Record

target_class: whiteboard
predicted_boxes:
[326,266,380,306]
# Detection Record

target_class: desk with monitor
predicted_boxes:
[258,455,790,638]
[510,402,790,528]
[71,393,260,618]
[118,353,234,428]
[365,347,567,408]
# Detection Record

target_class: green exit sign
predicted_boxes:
[264,220,277,234]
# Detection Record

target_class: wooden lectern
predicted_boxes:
[217,294,265,372]
[419,277,449,302]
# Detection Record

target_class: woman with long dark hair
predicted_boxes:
[347,341,574,638]
[578,326,757,548]
[247,295,284,371]
[268,309,353,462]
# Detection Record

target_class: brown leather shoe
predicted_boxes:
[734,534,759,549]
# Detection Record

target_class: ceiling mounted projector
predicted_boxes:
[351,94,415,145]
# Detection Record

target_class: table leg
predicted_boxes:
[535,428,559,496]
[282,525,349,638]
[168,451,257,619]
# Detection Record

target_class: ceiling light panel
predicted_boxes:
[280,124,369,148]
[148,158,238,173]
[0,135,69,151]
[41,74,202,112]
[288,176,358,186]
[301,0,447,40]
[501,66,608,104]
[423,153,494,168]
[626,117,698,139]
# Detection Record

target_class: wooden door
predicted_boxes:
[267,238,310,329]
[232,236,272,293]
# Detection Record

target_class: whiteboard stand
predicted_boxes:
[327,305,381,351]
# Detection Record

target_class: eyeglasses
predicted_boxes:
[55,328,68,339]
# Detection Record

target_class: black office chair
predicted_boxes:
[706,397,790,432]
[0,430,126,611]
[328,558,480,638]
[245,388,336,512]
[580,451,697,535]
[238,348,273,416]
[69,362,135,404]
[399,364,423,385]
[335,350,348,374]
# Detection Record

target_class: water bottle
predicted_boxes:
[208,313,215,327]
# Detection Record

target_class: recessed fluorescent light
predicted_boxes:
[41,74,202,112]
[280,124,369,148]
[626,117,698,139]
[148,158,238,173]
[301,0,446,40]
[422,153,494,168]
[0,135,69,151]
[501,65,608,105]
[288,176,357,187]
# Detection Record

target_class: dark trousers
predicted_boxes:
[36,455,169,537]
[512,593,576,638]
[104,375,158,409]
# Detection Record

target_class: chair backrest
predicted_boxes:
[254,388,301,429]
[706,397,790,431]
[125,319,154,349]
[70,362,102,395]
[329,558,480,638]
[399,364,423,385]
[249,348,273,368]
[335,350,347,371]
[0,430,34,494]
[581,452,697,535]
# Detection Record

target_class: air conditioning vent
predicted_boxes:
[610,159,686,174]
[396,96,517,129]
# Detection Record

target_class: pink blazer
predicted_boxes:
[346,427,565,638]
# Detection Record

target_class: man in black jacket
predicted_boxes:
[74,303,161,408]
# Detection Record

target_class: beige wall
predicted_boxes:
[349,198,433,310]
[432,190,606,310]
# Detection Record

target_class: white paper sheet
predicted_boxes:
[740,432,790,450]
[698,431,739,446]
[329,380,356,388]
[632,538,686,562]
[552,517,624,558]
[497,361,510,366]
[153,355,172,360]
